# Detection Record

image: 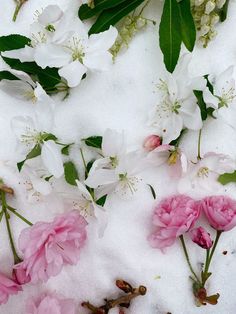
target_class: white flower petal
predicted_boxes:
[34,43,71,69]
[203,88,218,109]
[41,140,64,178]
[76,180,93,201]
[0,80,33,101]
[2,46,35,62]
[87,26,118,52]
[181,100,203,130]
[85,169,117,188]
[93,203,108,238]
[161,115,183,144]
[2,69,35,86]
[59,60,87,87]
[83,51,112,71]
[38,5,63,25]
[11,116,35,141]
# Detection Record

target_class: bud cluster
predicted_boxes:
[191,0,227,47]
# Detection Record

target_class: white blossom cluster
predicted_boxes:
[191,0,227,47]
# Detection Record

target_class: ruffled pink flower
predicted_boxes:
[26,292,76,314]
[148,195,200,249]
[0,272,22,305]
[14,210,87,283]
[190,227,213,249]
[143,135,162,152]
[199,195,236,231]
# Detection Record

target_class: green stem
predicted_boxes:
[180,235,201,284]
[7,206,33,226]
[202,230,222,285]
[1,192,21,264]
[12,1,25,22]
[197,129,202,160]
[80,148,88,176]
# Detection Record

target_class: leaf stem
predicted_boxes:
[180,235,201,284]
[197,129,202,160]
[12,0,27,22]
[7,205,33,226]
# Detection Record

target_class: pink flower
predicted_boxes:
[14,210,87,283]
[190,227,213,249]
[0,272,22,305]
[148,195,200,249]
[26,292,76,314]
[199,196,236,231]
[12,267,30,285]
[143,135,162,151]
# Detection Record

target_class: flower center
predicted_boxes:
[23,90,37,102]
[65,37,85,62]
[110,156,118,168]
[31,31,47,47]
[20,128,45,146]
[118,173,140,195]
[72,199,92,218]
[197,167,209,178]
[218,86,236,108]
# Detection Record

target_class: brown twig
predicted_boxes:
[0,183,14,195]
[13,0,28,21]
[82,280,147,314]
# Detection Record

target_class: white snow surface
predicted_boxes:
[0,0,236,313]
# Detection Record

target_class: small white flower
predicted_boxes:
[11,105,63,178]
[0,69,51,103]
[3,5,118,88]
[148,55,204,144]
[178,153,236,197]
[203,66,236,128]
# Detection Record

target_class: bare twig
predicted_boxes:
[82,280,147,314]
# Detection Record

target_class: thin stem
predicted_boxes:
[203,230,222,280]
[12,0,27,22]
[139,0,151,15]
[0,211,3,223]
[7,206,33,226]
[1,191,21,264]
[197,129,202,160]
[80,148,88,176]
[180,235,201,284]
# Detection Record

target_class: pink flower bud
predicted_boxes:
[190,227,213,249]
[12,267,30,285]
[143,135,162,152]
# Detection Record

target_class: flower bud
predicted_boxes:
[143,135,162,152]
[190,227,213,249]
[12,267,30,285]
[216,0,226,8]
[205,1,216,14]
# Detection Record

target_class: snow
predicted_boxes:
[0,0,236,313]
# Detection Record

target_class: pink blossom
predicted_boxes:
[12,267,30,285]
[14,210,87,283]
[0,272,22,305]
[190,227,213,249]
[199,196,236,231]
[148,195,200,249]
[143,135,162,152]
[26,292,76,314]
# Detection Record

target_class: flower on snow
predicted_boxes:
[11,103,64,178]
[0,69,51,103]
[0,272,22,305]
[203,66,236,128]
[26,292,76,314]
[148,55,205,144]
[178,152,235,197]
[3,5,118,87]
[14,210,87,283]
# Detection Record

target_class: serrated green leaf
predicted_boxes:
[219,0,229,22]
[79,0,127,20]
[0,70,19,81]
[218,171,236,185]
[42,133,58,141]
[88,0,145,34]
[61,144,73,156]
[0,34,30,52]
[159,0,182,73]
[194,90,207,121]
[178,0,196,51]
[96,194,107,206]
[2,57,62,89]
[64,161,79,186]
[83,136,103,149]
[17,144,41,171]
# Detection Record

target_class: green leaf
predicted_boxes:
[219,0,229,22]
[178,0,196,51]
[147,184,156,199]
[61,144,73,156]
[88,0,145,34]
[83,136,102,149]
[64,161,79,186]
[218,171,236,185]
[2,57,62,89]
[96,194,107,206]
[204,74,214,94]
[0,70,19,81]
[194,90,207,121]
[79,0,127,20]
[0,34,30,52]
[17,144,42,171]
[159,0,182,73]
[42,133,58,141]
